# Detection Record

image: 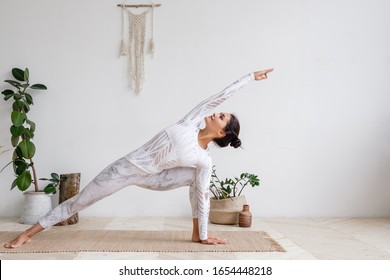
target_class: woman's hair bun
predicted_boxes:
[230,137,242,149]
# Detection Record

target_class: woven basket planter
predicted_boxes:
[209,195,247,225]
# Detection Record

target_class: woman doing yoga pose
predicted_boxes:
[4,68,273,248]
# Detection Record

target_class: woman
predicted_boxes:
[4,68,273,248]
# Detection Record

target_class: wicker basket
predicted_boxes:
[209,195,247,225]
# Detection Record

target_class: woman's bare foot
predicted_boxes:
[4,232,32,248]
[200,236,228,245]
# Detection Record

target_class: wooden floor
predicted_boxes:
[1,216,390,260]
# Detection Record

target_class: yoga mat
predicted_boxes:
[0,230,285,253]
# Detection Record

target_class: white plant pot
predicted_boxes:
[20,191,52,225]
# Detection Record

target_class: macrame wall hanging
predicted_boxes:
[118,1,161,95]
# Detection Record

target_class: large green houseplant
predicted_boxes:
[1,68,47,192]
[208,165,260,225]
[1,68,62,224]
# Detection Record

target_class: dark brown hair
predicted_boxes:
[213,114,241,148]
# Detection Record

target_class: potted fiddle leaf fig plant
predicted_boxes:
[1,67,56,224]
[1,68,47,192]
[209,165,260,225]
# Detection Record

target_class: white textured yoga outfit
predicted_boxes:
[39,73,254,240]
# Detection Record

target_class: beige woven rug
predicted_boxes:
[0,230,285,253]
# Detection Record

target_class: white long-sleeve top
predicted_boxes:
[126,73,254,240]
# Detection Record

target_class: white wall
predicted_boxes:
[0,0,389,218]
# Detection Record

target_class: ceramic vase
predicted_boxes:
[239,204,252,227]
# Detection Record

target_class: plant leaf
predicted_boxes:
[11,111,25,127]
[25,93,33,105]
[12,68,25,81]
[4,93,14,101]
[11,178,18,190]
[2,89,14,95]
[39,178,50,181]
[18,140,36,159]
[23,100,30,112]
[30,84,47,90]
[24,68,30,82]
[15,159,28,175]
[2,89,14,97]
[16,171,32,191]
[10,132,21,144]
[12,100,25,111]
[15,146,23,158]
[226,185,232,194]
[4,80,21,88]
[10,125,24,137]
[51,173,60,181]
[44,183,56,194]
[22,128,34,139]
[26,119,36,132]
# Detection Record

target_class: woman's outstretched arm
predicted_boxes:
[183,68,273,124]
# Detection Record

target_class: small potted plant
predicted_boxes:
[1,68,61,224]
[40,173,67,194]
[209,165,260,225]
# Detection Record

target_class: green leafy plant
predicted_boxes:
[209,165,260,200]
[1,68,47,192]
[40,173,67,194]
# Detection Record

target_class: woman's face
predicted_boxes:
[205,112,231,137]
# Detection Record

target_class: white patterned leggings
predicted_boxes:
[39,157,197,229]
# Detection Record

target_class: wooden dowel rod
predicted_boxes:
[117,4,161,8]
